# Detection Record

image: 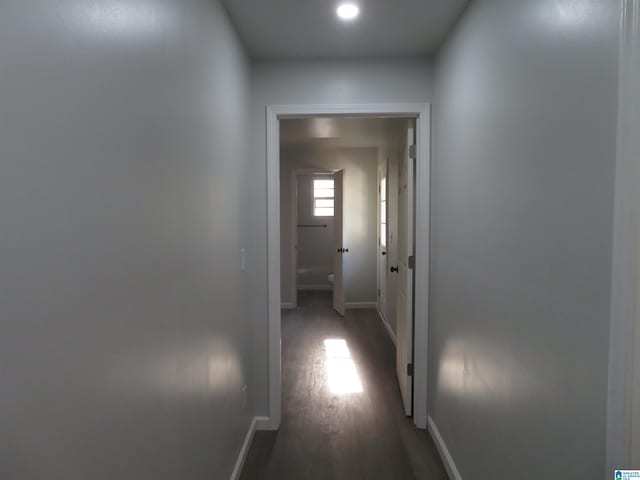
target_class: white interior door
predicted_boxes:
[395,123,415,416]
[387,149,400,333]
[333,169,345,316]
[378,160,388,318]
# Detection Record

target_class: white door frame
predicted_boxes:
[286,169,336,309]
[606,0,640,473]
[265,103,431,430]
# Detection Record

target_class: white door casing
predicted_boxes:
[266,103,431,431]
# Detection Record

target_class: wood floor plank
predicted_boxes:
[240,291,448,480]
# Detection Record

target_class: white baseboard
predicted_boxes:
[297,284,332,291]
[428,417,462,480]
[345,302,377,309]
[255,415,277,431]
[229,416,273,480]
[229,417,258,480]
[281,302,295,310]
[377,309,397,346]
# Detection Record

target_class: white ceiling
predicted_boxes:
[222,0,469,60]
[280,117,408,148]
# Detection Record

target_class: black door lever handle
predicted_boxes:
[390,266,399,273]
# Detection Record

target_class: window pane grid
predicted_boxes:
[313,177,335,217]
[314,188,334,198]
[315,198,334,208]
[315,207,334,217]
[314,179,333,188]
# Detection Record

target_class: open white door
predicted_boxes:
[395,123,415,416]
[333,169,345,316]
[378,160,388,318]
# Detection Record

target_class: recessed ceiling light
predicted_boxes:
[336,3,359,21]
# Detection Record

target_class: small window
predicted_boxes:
[380,177,387,247]
[314,178,334,217]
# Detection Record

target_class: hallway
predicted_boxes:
[240,292,447,480]
[1,1,634,478]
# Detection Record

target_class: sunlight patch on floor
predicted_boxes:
[323,338,363,394]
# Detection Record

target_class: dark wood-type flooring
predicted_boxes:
[240,291,448,480]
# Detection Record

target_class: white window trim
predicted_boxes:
[312,176,335,217]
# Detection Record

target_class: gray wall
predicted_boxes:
[430,0,620,478]
[249,58,433,414]
[295,174,335,289]
[0,1,253,479]
[280,148,378,305]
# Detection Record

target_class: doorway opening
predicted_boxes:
[285,169,340,311]
[265,104,431,431]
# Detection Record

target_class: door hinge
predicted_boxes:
[377,289,380,298]
[408,255,415,270]
[407,363,414,377]
[408,145,416,159]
